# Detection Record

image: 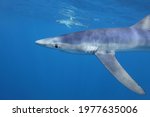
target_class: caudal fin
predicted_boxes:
[131,15,150,30]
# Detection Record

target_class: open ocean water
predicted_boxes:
[0,0,150,99]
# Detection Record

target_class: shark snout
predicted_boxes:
[35,39,47,45]
[35,39,54,47]
[35,37,61,48]
[35,37,61,45]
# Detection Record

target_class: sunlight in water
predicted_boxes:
[56,4,87,28]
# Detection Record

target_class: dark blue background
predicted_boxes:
[0,0,150,99]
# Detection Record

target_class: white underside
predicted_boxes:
[72,43,138,54]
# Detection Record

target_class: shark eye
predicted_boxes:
[54,44,58,48]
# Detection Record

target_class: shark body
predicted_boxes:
[36,15,150,94]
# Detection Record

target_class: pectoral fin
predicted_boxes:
[95,51,145,94]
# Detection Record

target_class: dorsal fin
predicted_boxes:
[131,15,150,30]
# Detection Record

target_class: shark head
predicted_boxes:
[35,34,88,53]
[36,31,100,54]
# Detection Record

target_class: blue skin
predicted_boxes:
[57,27,150,53]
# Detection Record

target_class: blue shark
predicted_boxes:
[36,15,150,94]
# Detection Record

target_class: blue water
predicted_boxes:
[0,0,150,99]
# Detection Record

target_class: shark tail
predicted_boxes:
[131,15,150,30]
